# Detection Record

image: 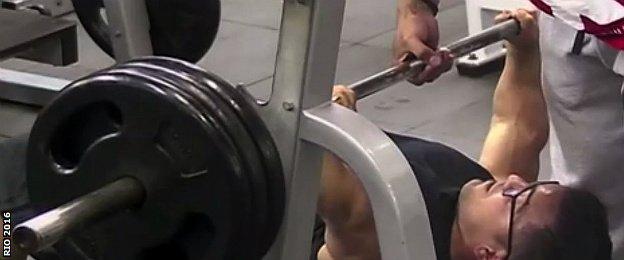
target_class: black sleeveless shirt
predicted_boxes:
[386,132,491,260]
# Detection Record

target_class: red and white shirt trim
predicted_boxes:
[530,0,624,50]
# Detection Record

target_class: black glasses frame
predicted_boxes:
[502,180,559,259]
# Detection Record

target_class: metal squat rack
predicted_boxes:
[262,1,435,259]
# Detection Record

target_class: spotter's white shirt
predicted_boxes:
[530,0,624,49]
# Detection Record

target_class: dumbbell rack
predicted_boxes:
[262,0,434,259]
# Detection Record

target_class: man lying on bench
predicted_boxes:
[316,10,612,260]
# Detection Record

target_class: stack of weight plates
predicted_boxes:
[26,57,285,260]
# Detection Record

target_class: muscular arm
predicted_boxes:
[317,87,380,260]
[317,153,380,260]
[479,28,548,182]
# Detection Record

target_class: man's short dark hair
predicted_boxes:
[510,188,612,260]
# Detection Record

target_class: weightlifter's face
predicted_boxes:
[454,175,560,248]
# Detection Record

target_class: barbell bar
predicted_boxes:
[13,177,145,254]
[345,19,521,100]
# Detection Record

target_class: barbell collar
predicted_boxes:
[13,177,145,254]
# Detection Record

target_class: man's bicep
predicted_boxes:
[318,153,367,226]
[479,123,542,181]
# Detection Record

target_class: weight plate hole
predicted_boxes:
[50,102,123,171]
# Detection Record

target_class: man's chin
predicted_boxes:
[460,179,484,191]
[457,179,484,204]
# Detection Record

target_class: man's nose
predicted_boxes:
[502,174,528,194]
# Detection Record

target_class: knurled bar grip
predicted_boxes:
[348,19,520,100]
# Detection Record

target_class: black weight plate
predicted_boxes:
[158,65,272,257]
[71,0,220,63]
[141,57,285,253]
[27,72,250,259]
[134,56,285,253]
[29,71,249,260]
[93,67,259,260]
[71,0,112,55]
[115,62,270,258]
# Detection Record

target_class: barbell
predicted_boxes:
[345,19,520,100]
[16,57,285,259]
[13,19,521,260]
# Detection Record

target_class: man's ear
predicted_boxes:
[473,245,507,260]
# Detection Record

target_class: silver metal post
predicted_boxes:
[347,19,520,100]
[261,0,345,259]
[102,0,153,62]
[13,177,145,253]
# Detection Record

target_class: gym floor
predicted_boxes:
[0,0,552,178]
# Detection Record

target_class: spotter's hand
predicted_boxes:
[394,2,453,86]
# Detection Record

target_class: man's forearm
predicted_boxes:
[480,47,548,181]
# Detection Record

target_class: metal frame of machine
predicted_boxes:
[1,0,74,17]
[101,0,152,62]
[0,6,76,106]
[0,0,151,106]
[262,1,435,259]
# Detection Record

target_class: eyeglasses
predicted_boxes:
[502,180,559,259]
